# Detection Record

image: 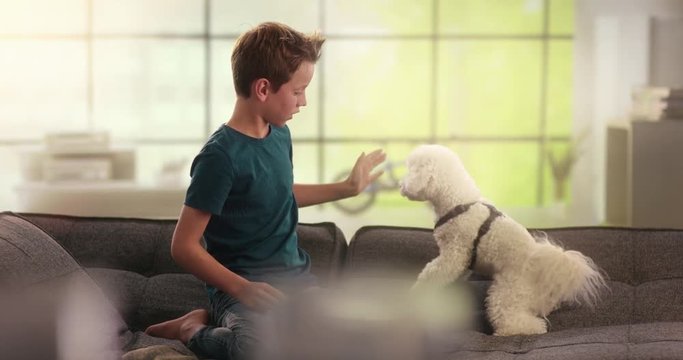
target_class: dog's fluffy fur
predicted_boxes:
[400,144,606,336]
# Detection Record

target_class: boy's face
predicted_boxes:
[264,61,315,127]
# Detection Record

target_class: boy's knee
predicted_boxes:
[188,322,260,360]
[228,332,259,360]
[226,315,260,360]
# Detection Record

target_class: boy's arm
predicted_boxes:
[293,149,386,207]
[171,205,285,311]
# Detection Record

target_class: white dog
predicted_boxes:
[400,144,606,336]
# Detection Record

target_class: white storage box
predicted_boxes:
[42,158,113,182]
[45,132,110,154]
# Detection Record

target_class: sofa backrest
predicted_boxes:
[533,226,683,330]
[346,225,437,278]
[19,213,347,284]
[19,214,183,276]
[346,225,683,332]
[17,213,347,331]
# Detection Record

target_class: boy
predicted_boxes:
[144,22,385,360]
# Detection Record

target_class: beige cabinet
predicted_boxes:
[606,121,683,228]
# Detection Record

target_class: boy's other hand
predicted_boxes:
[346,149,386,196]
[234,281,286,312]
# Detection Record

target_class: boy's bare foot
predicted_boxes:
[144,309,209,344]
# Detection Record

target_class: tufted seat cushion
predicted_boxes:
[434,322,683,360]
[86,268,207,331]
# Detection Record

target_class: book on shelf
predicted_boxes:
[42,157,113,182]
[630,86,683,121]
[632,86,683,100]
[45,131,110,154]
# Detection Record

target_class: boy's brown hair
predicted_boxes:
[232,22,325,98]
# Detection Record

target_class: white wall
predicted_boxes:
[571,0,683,225]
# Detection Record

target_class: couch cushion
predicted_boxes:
[434,322,683,360]
[19,213,347,285]
[122,345,198,360]
[535,227,683,326]
[347,225,683,331]
[0,212,122,306]
[532,227,632,284]
[88,268,209,331]
[634,279,683,323]
[537,227,683,286]
[296,221,347,285]
[84,223,347,331]
[547,280,633,331]
[0,212,84,285]
[1,212,199,355]
[346,225,437,278]
[17,213,182,277]
[0,212,127,354]
[16,214,347,330]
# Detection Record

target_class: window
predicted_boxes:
[0,0,574,231]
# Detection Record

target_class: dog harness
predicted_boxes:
[434,202,503,269]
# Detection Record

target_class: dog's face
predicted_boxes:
[400,144,481,203]
[400,149,435,201]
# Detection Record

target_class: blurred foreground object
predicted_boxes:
[258,278,474,360]
[0,277,122,360]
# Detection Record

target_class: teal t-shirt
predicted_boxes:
[185,124,310,283]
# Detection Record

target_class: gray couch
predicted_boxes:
[1,211,683,359]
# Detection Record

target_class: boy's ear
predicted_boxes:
[253,78,270,102]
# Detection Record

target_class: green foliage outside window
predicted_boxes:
[318,0,575,212]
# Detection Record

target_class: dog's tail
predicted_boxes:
[527,234,607,315]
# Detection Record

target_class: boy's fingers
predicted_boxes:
[370,170,384,182]
[267,286,286,301]
[255,290,279,309]
[246,283,286,311]
[368,149,385,160]
[259,283,286,301]
[362,150,385,165]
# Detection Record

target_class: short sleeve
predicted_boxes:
[284,125,293,165]
[184,148,233,215]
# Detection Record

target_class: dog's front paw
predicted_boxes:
[493,314,547,336]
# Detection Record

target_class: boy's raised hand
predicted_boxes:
[346,149,386,196]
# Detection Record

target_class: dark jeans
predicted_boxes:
[187,290,258,360]
[187,274,317,360]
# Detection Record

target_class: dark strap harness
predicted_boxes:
[434,202,503,269]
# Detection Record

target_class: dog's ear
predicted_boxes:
[419,157,437,192]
